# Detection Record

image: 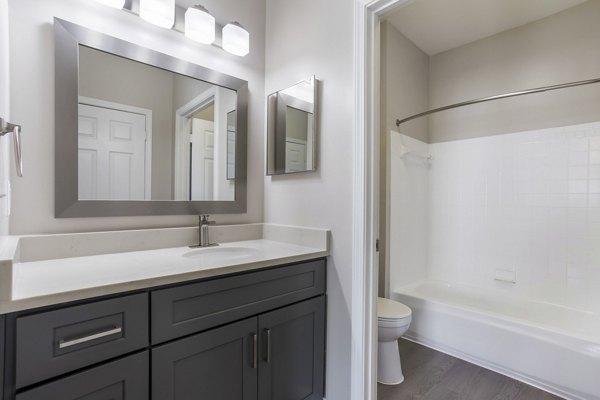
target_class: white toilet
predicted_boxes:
[377,297,412,385]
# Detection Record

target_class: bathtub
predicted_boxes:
[392,280,600,400]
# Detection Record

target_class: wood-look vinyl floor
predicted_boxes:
[377,339,564,400]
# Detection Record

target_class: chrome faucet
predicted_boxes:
[190,215,218,248]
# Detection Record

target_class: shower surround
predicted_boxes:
[387,122,600,399]
[390,121,600,312]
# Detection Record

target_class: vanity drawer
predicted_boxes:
[16,351,149,400]
[16,293,149,389]
[151,259,325,344]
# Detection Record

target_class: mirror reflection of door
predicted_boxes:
[285,106,313,172]
[174,86,236,201]
[226,110,236,180]
[189,103,215,201]
[77,99,151,200]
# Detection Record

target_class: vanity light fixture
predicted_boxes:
[185,5,216,45]
[93,0,125,8]
[222,22,250,57]
[140,0,175,29]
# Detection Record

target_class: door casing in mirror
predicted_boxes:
[54,18,248,217]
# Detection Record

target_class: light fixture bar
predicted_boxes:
[101,1,247,55]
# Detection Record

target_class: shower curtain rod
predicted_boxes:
[395,77,600,127]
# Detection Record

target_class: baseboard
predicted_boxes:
[403,334,580,400]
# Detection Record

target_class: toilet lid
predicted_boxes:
[377,297,411,320]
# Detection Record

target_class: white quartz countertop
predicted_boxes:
[0,224,329,313]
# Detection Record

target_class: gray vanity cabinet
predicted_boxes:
[1,258,326,400]
[152,296,325,400]
[152,317,258,400]
[0,315,4,400]
[258,296,325,400]
[15,351,149,400]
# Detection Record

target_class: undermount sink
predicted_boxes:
[182,246,261,261]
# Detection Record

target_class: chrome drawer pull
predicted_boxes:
[58,326,122,349]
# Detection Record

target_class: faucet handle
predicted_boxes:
[200,215,216,225]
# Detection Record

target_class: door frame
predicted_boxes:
[352,1,412,400]
[173,87,216,200]
[78,96,153,200]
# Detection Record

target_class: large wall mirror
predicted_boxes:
[54,18,247,217]
[267,76,317,175]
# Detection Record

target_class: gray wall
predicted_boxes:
[380,22,429,143]
[172,74,215,116]
[379,22,429,296]
[8,0,265,234]
[428,0,600,143]
[79,46,175,200]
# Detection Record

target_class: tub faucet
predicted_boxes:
[190,215,219,248]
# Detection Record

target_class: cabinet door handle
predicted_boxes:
[251,333,258,369]
[264,328,271,363]
[58,326,122,349]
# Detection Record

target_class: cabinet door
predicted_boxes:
[16,351,148,400]
[258,296,325,400]
[0,315,4,400]
[152,317,258,400]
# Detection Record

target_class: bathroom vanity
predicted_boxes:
[0,224,329,400]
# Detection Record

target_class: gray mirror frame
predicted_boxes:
[54,18,248,218]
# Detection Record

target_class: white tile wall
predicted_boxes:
[388,132,430,291]
[390,122,600,313]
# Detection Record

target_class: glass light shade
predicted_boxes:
[185,6,216,44]
[140,0,175,29]
[93,0,125,8]
[222,22,249,57]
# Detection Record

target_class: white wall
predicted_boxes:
[264,0,354,398]
[0,0,10,236]
[429,1,600,143]
[8,0,265,234]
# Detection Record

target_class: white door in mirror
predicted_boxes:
[78,104,147,200]
[190,118,214,201]
[285,139,307,173]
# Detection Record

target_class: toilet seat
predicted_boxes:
[378,316,411,328]
[377,297,411,320]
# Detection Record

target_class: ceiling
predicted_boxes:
[383,0,588,56]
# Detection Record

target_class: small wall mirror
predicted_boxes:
[267,76,317,175]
